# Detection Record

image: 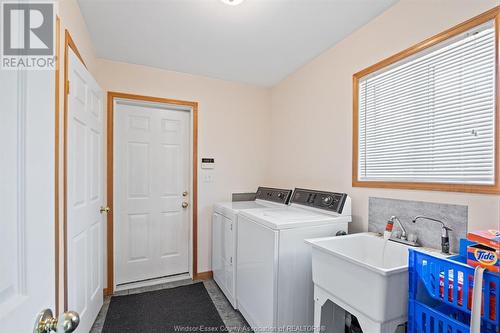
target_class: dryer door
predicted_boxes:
[236,215,279,331]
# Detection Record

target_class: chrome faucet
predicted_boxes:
[389,216,407,240]
[385,216,420,247]
[412,216,452,254]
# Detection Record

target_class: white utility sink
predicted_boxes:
[306,232,410,332]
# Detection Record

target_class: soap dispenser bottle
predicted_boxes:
[384,219,394,239]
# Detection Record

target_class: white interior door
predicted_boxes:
[0,59,56,330]
[67,48,104,333]
[115,101,190,286]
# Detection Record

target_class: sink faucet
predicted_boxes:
[388,216,407,240]
[412,216,452,254]
[384,216,420,247]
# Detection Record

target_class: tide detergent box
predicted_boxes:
[467,229,500,273]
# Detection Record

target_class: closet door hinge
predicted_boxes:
[66,80,70,95]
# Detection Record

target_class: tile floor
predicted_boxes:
[90,279,249,333]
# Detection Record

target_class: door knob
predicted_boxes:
[33,309,80,333]
[182,202,189,208]
[182,191,188,197]
[100,206,111,214]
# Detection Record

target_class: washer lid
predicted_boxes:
[213,200,287,220]
[239,206,351,230]
[214,201,266,213]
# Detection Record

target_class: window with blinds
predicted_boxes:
[356,19,497,187]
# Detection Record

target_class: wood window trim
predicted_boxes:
[104,91,200,297]
[352,6,500,195]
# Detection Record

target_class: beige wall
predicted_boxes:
[58,0,98,74]
[267,0,500,233]
[95,59,272,274]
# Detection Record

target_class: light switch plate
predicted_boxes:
[203,173,214,183]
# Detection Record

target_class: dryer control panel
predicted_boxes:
[291,188,347,214]
[256,187,293,205]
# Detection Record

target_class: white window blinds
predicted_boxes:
[358,20,496,185]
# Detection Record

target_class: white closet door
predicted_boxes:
[0,64,56,332]
[115,102,190,286]
[67,48,104,333]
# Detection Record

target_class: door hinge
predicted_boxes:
[230,257,233,264]
[230,224,233,231]
[66,80,70,95]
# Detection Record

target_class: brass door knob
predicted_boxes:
[182,202,189,208]
[100,206,111,214]
[57,311,80,333]
[33,309,80,333]
[182,191,189,197]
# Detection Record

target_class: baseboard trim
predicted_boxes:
[103,288,112,297]
[194,271,213,280]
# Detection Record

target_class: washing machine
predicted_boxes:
[236,188,352,333]
[212,187,293,308]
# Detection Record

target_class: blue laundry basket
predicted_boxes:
[408,240,499,333]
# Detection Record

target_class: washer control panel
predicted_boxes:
[256,187,293,205]
[291,188,347,214]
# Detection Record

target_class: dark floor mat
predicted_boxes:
[102,283,226,333]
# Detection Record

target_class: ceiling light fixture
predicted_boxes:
[220,0,245,6]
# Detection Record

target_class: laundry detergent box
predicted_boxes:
[466,229,500,273]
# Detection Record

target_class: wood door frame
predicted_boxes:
[105,91,199,296]
[54,15,60,315]
[63,29,87,311]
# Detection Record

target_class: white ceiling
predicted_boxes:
[77,0,398,86]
